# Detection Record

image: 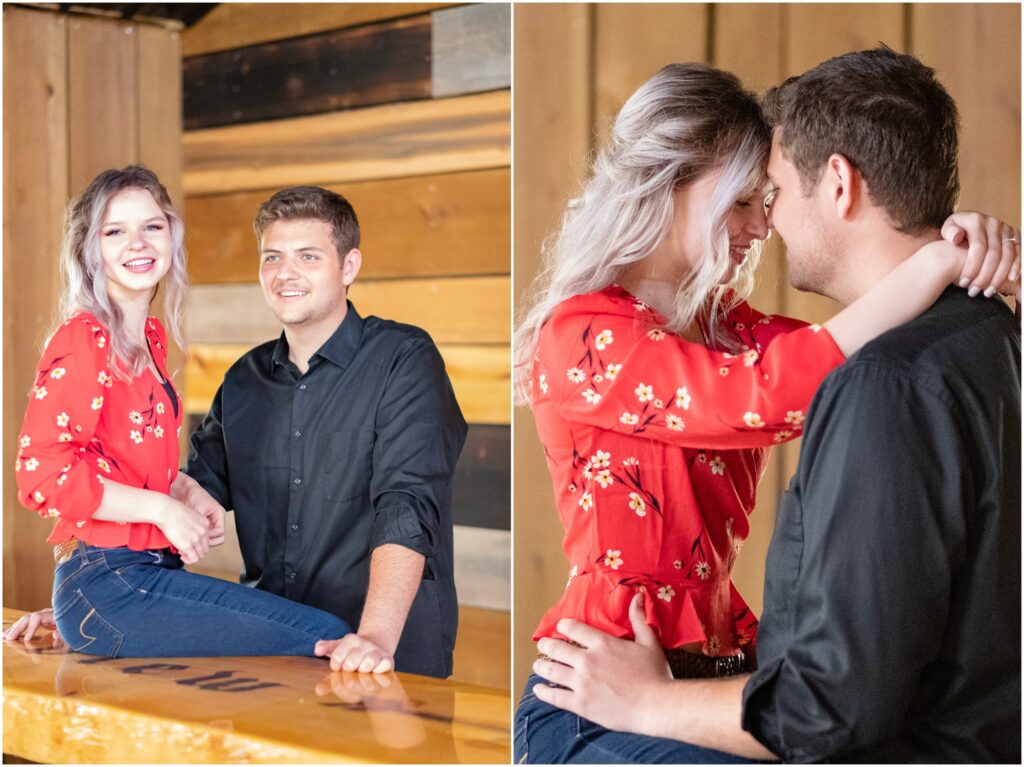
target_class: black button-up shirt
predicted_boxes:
[185,302,467,677]
[742,289,1021,762]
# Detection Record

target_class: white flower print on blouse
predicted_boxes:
[129,411,144,425]
[743,412,765,428]
[657,585,675,603]
[784,410,805,427]
[773,430,793,443]
[582,388,601,404]
[628,492,646,517]
[97,458,111,473]
[604,549,623,570]
[91,396,103,410]
[665,414,684,431]
[591,450,611,468]
[539,373,549,394]
[579,492,594,511]
[742,350,759,367]
[155,402,166,415]
[675,387,692,409]
[647,328,666,341]
[567,367,586,384]
[635,383,654,403]
[594,329,614,350]
[50,368,66,380]
[620,412,639,426]
[97,371,112,388]
[709,456,725,476]
[34,387,48,400]
[154,426,165,438]
[695,561,711,580]
[605,363,622,380]
[19,436,31,449]
[595,470,614,489]
[130,430,143,445]
[56,412,70,428]
[24,458,40,471]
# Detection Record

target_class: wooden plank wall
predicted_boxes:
[179,3,512,616]
[513,2,1020,693]
[3,7,183,611]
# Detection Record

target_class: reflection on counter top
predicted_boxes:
[3,608,510,764]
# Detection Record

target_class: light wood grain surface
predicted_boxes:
[3,608,510,764]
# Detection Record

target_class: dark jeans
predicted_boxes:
[51,541,351,657]
[514,673,759,764]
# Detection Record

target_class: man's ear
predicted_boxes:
[341,248,362,287]
[825,153,863,221]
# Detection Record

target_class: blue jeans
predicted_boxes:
[51,541,351,657]
[514,674,760,764]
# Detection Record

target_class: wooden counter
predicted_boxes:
[3,608,510,763]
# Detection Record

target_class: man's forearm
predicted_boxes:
[639,675,776,761]
[357,543,425,654]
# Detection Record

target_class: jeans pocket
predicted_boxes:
[55,590,125,657]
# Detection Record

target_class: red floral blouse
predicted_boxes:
[530,285,846,657]
[15,312,183,550]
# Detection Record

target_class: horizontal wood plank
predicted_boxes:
[185,168,510,284]
[4,608,510,763]
[187,277,509,345]
[185,343,509,425]
[183,90,510,194]
[182,3,455,57]
[432,4,512,98]
[184,15,432,130]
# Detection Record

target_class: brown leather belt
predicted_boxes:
[53,539,79,565]
[539,643,756,679]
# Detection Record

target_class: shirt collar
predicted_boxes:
[271,301,365,373]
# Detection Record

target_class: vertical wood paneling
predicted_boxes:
[593,4,709,144]
[513,2,593,695]
[3,7,70,611]
[68,17,139,191]
[5,9,182,612]
[912,3,1021,225]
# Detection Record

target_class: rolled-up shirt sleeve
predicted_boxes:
[742,360,968,762]
[368,336,467,557]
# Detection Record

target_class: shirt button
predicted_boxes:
[299,384,307,391]
[294,430,302,438]
[290,524,299,531]
[286,572,297,581]
[293,477,302,485]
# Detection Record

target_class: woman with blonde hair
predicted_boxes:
[514,63,1016,763]
[5,166,352,657]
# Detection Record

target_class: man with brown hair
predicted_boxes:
[178,186,466,678]
[522,48,1020,762]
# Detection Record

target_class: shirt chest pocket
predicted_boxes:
[323,426,375,501]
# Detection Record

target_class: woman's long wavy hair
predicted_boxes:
[56,165,188,380]
[514,63,771,404]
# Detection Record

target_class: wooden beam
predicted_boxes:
[185,168,510,284]
[187,277,510,346]
[432,3,512,98]
[185,343,510,425]
[183,90,510,195]
[182,3,455,58]
[67,15,138,191]
[184,15,432,130]
[3,6,70,613]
